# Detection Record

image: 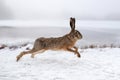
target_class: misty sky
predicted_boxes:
[0,0,120,20]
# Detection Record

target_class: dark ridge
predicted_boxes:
[0,26,14,28]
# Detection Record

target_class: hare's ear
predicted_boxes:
[70,17,75,31]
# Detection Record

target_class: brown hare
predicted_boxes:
[16,17,83,61]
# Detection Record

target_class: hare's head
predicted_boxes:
[69,17,83,40]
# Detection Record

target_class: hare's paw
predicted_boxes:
[77,53,81,58]
[16,55,21,62]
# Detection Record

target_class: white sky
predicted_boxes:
[2,0,120,20]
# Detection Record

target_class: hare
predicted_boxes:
[16,17,83,61]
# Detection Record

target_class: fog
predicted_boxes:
[0,0,13,19]
[0,0,120,20]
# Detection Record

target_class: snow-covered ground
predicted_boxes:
[0,44,120,80]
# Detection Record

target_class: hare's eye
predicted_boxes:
[76,31,79,35]
[75,32,78,36]
[77,31,80,35]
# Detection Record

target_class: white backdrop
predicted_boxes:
[0,0,120,20]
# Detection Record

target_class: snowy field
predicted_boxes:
[0,45,120,80]
[0,20,120,80]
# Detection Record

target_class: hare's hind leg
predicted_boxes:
[31,49,45,58]
[16,49,36,62]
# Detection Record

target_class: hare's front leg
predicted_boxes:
[73,46,81,57]
[73,46,78,52]
[67,47,81,58]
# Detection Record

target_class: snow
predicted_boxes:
[0,44,120,80]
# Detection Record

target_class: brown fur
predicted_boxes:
[16,17,83,62]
